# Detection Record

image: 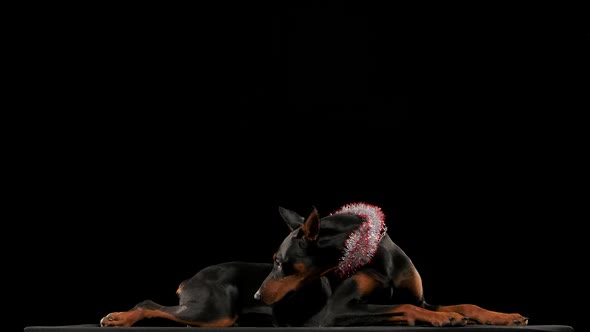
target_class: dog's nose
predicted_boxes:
[254,290,261,300]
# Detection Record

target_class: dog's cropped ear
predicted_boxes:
[279,206,305,232]
[302,206,320,242]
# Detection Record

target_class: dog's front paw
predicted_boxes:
[471,312,529,326]
[485,313,529,326]
[430,312,468,327]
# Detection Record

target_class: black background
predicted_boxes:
[23,4,585,331]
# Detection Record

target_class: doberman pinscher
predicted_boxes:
[254,202,529,327]
[100,261,331,327]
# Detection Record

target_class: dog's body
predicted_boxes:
[255,202,529,327]
[100,261,330,327]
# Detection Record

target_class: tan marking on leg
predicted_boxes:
[387,304,466,327]
[352,272,379,296]
[393,265,424,300]
[142,308,238,327]
[100,309,145,327]
[437,304,528,326]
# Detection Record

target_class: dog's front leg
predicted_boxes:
[434,304,528,326]
[318,272,467,327]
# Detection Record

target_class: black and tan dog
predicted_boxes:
[255,202,529,327]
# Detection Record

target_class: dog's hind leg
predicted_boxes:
[100,280,240,327]
[100,299,238,327]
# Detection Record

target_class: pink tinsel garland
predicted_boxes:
[331,202,387,278]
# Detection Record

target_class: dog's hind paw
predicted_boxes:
[514,315,529,325]
[99,311,140,327]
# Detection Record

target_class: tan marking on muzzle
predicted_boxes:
[258,262,309,304]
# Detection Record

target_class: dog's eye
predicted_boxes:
[275,258,282,269]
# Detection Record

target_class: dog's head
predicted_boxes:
[255,205,365,304]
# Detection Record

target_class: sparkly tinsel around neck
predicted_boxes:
[331,202,387,278]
